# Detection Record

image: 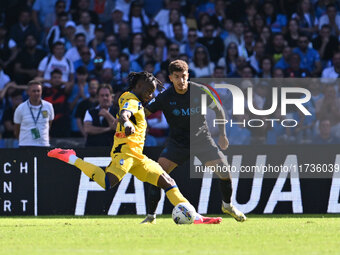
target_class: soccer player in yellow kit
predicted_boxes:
[48,71,220,224]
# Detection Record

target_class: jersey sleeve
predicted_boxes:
[13,105,23,124]
[121,98,141,114]
[38,57,48,72]
[146,94,163,113]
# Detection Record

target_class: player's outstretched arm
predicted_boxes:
[119,110,135,136]
[212,99,229,150]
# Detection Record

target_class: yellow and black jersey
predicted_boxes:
[112,91,146,158]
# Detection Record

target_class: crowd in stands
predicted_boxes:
[1,0,340,147]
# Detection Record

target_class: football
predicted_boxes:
[172,202,196,224]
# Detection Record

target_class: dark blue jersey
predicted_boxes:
[146,81,215,147]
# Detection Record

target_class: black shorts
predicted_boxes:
[160,134,223,165]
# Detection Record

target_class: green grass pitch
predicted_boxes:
[0,215,339,255]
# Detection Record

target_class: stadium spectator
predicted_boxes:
[76,11,96,44]
[249,40,266,74]
[293,34,322,76]
[113,53,131,91]
[259,26,272,46]
[313,24,339,67]
[84,83,118,147]
[322,51,340,78]
[13,80,54,147]
[275,46,292,70]
[318,4,340,37]
[0,66,11,96]
[284,19,300,48]
[64,21,76,51]
[103,43,121,81]
[217,42,238,76]
[315,85,340,138]
[228,56,247,78]
[154,0,183,29]
[224,21,244,48]
[91,56,105,82]
[103,7,125,36]
[251,13,266,38]
[32,0,58,36]
[124,33,144,62]
[117,22,130,51]
[262,1,287,33]
[284,53,311,77]
[43,69,71,137]
[93,0,115,23]
[273,68,285,78]
[115,0,132,18]
[44,1,67,36]
[219,18,234,41]
[72,0,99,25]
[258,56,274,78]
[154,31,168,63]
[160,43,180,75]
[68,66,89,137]
[14,34,46,85]
[196,23,224,64]
[2,90,23,139]
[210,0,227,27]
[37,41,74,88]
[189,46,214,78]
[266,33,285,63]
[9,9,38,50]
[90,24,107,55]
[171,22,187,48]
[131,42,159,72]
[75,79,99,137]
[238,30,255,60]
[292,0,318,37]
[0,25,19,76]
[100,34,118,59]
[144,21,160,46]
[180,28,201,61]
[73,46,95,75]
[65,33,95,64]
[161,9,187,40]
[128,1,149,34]
[244,3,257,30]
[313,119,340,144]
[45,11,69,51]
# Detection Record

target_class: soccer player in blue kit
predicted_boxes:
[142,60,246,224]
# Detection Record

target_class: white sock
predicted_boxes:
[147,214,156,219]
[195,213,202,220]
[68,155,78,165]
[222,201,231,208]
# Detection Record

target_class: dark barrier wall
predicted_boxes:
[1,146,340,215]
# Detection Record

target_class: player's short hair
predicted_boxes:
[97,83,113,95]
[127,71,163,91]
[168,59,188,74]
[27,80,42,87]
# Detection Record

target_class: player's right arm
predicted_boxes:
[118,110,135,136]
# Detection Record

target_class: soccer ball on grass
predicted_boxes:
[172,202,196,224]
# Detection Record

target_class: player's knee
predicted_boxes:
[157,173,176,189]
